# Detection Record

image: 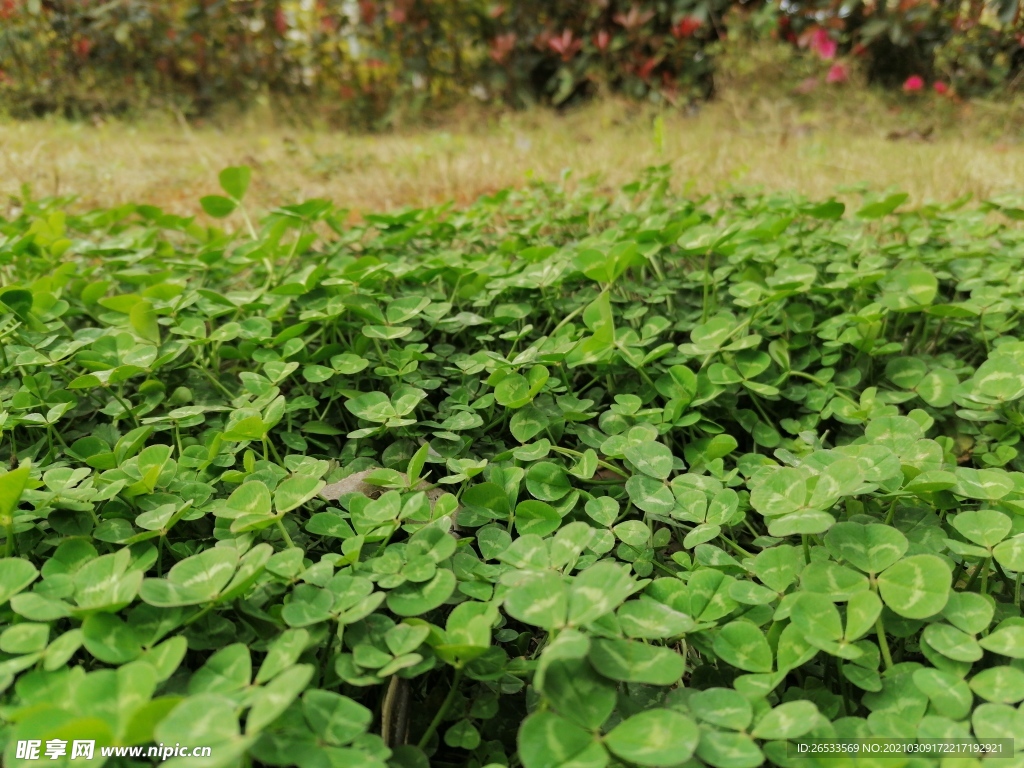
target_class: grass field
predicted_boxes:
[7,61,1024,768]
[2,90,1024,218]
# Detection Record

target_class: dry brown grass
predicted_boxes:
[2,90,1024,217]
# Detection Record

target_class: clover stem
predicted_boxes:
[951,560,966,588]
[4,520,14,557]
[883,499,898,526]
[697,308,765,371]
[749,394,773,428]
[652,559,677,576]
[874,614,894,671]
[548,302,585,337]
[48,424,70,451]
[274,224,304,288]
[652,258,673,313]
[594,459,629,478]
[381,675,411,749]
[720,536,752,559]
[802,535,811,565]
[836,658,850,715]
[573,372,603,397]
[786,371,859,406]
[266,437,284,464]
[1016,571,1022,607]
[979,558,991,596]
[239,203,258,240]
[992,558,1015,599]
[636,365,656,388]
[375,525,398,557]
[926,318,946,354]
[182,603,214,627]
[551,446,628,478]
[963,560,984,592]
[192,364,235,399]
[701,251,711,323]
[417,667,464,751]
[905,313,926,354]
[275,519,295,549]
[108,386,141,428]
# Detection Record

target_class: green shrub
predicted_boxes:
[3,169,1024,766]
[0,0,1020,121]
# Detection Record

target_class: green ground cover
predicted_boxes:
[2,168,1024,767]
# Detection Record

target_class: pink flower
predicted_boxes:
[672,16,702,39]
[637,56,658,80]
[933,80,949,95]
[826,63,848,83]
[809,28,837,61]
[489,33,517,64]
[548,30,582,62]
[74,37,93,59]
[903,75,924,92]
[613,5,654,31]
[795,77,819,94]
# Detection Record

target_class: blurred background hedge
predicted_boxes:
[1,0,1022,125]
